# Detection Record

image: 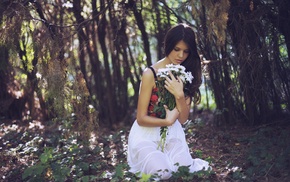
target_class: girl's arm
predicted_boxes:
[136,68,179,127]
[175,91,191,124]
[164,71,191,124]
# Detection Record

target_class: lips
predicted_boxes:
[176,59,183,63]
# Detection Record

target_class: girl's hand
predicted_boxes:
[164,71,184,98]
[163,105,179,125]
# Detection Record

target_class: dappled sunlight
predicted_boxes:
[1,115,289,181]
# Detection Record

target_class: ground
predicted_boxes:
[0,111,290,181]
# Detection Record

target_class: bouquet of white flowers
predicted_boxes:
[153,64,193,151]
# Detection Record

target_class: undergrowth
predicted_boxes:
[240,125,290,181]
[1,118,289,181]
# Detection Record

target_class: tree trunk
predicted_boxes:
[128,0,152,66]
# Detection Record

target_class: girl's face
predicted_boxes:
[167,40,189,65]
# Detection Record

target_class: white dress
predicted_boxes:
[127,119,211,180]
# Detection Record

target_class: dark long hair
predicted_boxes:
[164,23,202,104]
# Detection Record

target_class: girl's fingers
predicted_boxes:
[166,71,178,83]
[168,71,176,81]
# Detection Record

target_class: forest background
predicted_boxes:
[0,0,290,181]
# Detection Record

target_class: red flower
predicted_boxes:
[150,113,156,117]
[150,94,158,103]
[153,87,158,93]
[148,105,154,112]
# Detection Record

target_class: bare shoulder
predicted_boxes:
[139,67,156,90]
[142,67,155,79]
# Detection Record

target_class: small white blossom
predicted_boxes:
[179,75,186,82]
[157,64,193,84]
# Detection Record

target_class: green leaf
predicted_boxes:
[40,147,53,164]
[114,164,124,179]
[78,161,90,171]
[22,164,47,179]
[140,173,151,182]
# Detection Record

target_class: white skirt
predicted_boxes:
[127,120,210,180]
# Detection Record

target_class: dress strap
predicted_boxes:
[148,67,157,80]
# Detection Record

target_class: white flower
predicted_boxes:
[179,75,186,82]
[157,64,193,84]
[185,72,194,83]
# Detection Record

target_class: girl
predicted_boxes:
[127,23,210,180]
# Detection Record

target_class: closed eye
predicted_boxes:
[174,47,189,54]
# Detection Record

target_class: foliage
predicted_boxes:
[234,125,290,181]
[1,116,290,181]
[169,163,214,181]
